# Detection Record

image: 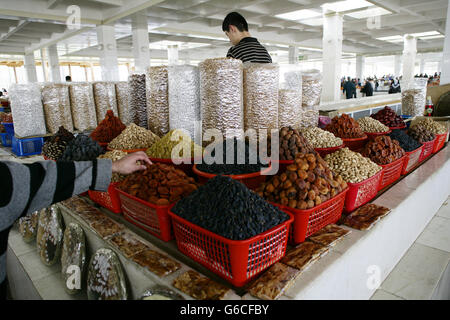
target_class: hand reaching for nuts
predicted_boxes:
[111,151,153,175]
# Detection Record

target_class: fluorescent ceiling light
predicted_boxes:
[275,9,321,21]
[322,0,372,13]
[300,18,324,26]
[376,35,404,43]
[418,35,445,40]
[411,31,441,37]
[346,7,391,19]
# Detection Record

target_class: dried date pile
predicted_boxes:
[60,134,104,161]
[407,124,435,143]
[388,130,422,152]
[256,153,347,210]
[118,163,198,205]
[325,114,365,139]
[172,175,290,241]
[370,106,405,128]
[361,136,405,165]
[411,118,447,135]
[90,110,126,144]
[268,127,316,160]
[42,126,75,160]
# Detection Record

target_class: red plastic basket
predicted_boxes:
[271,188,348,245]
[378,156,406,190]
[401,146,423,175]
[419,138,436,162]
[192,164,272,190]
[365,130,392,141]
[389,125,406,131]
[432,132,448,154]
[107,146,147,153]
[342,136,368,151]
[88,182,122,214]
[344,171,382,213]
[149,157,201,177]
[314,144,345,158]
[115,187,173,241]
[168,206,294,287]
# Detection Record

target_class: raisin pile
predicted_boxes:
[60,134,104,161]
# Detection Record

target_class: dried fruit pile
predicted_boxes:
[301,127,343,148]
[98,150,128,183]
[108,123,159,150]
[361,136,405,165]
[411,118,447,135]
[90,110,126,143]
[42,126,75,161]
[196,138,267,175]
[370,106,405,128]
[388,130,422,152]
[0,112,13,123]
[146,129,203,159]
[357,117,389,133]
[257,153,347,210]
[172,175,290,241]
[60,134,104,161]
[118,163,198,205]
[325,114,365,139]
[407,124,435,143]
[268,127,316,161]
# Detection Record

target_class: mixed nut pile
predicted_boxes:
[301,127,343,148]
[98,150,128,183]
[361,136,405,165]
[357,117,389,133]
[325,114,365,139]
[108,123,160,150]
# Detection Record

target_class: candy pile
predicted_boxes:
[361,136,405,165]
[257,153,347,210]
[42,126,75,160]
[407,124,435,143]
[325,114,365,139]
[108,123,160,150]
[357,117,389,133]
[146,129,203,159]
[90,110,126,143]
[172,175,290,241]
[60,134,104,161]
[118,163,198,205]
[370,106,405,128]
[301,127,343,148]
[388,130,422,152]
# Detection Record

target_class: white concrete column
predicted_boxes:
[96,24,119,81]
[440,0,450,85]
[40,48,49,82]
[321,10,343,102]
[419,57,425,74]
[289,46,299,64]
[356,55,365,81]
[47,44,61,82]
[167,45,179,65]
[394,55,402,77]
[402,34,417,83]
[24,53,38,83]
[132,13,150,74]
[438,60,442,73]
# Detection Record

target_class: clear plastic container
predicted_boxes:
[401,78,428,116]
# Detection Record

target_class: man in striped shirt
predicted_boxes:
[0,152,151,300]
[223,12,272,64]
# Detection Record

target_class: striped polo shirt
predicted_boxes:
[226,37,272,63]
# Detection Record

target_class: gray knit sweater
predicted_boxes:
[0,159,112,300]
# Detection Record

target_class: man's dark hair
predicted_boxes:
[222,12,248,32]
[65,75,72,81]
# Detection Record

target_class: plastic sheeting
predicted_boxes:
[302,70,322,108]
[115,82,132,125]
[401,78,427,116]
[68,82,98,132]
[168,65,201,143]
[93,82,119,123]
[9,83,47,137]
[41,83,74,134]
[243,63,279,133]
[128,74,147,128]
[147,66,170,137]
[200,58,244,140]
[278,89,303,129]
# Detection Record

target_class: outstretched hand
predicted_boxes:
[111,151,152,175]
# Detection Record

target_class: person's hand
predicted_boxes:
[111,151,152,175]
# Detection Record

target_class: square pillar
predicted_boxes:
[96,24,119,81]
[132,13,150,74]
[168,45,179,65]
[356,55,365,81]
[289,46,299,64]
[47,44,61,83]
[24,52,38,83]
[394,55,402,77]
[402,35,417,83]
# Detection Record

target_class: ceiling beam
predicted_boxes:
[0,20,30,42]
[47,0,61,9]
[88,0,124,6]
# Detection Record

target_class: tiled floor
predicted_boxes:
[372,196,450,300]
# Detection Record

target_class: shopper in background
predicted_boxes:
[0,151,152,300]
[364,78,374,97]
[343,77,356,100]
[65,75,72,82]
[222,12,272,63]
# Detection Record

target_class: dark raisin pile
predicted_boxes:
[196,138,268,175]
[388,130,422,152]
[172,175,290,241]
[60,134,104,161]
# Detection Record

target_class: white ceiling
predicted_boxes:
[0,0,447,62]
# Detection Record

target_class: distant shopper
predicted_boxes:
[389,79,401,94]
[65,75,72,82]
[222,12,272,63]
[364,79,374,97]
[343,77,356,100]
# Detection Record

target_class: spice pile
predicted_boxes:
[99,150,128,183]
[325,114,365,139]
[60,134,104,161]
[411,118,447,135]
[196,138,267,175]
[361,136,405,165]
[370,106,405,128]
[172,175,290,241]
[146,129,203,159]
[108,123,159,150]
[256,152,347,210]
[324,148,382,184]
[42,126,75,161]
[301,127,343,148]
[388,130,422,152]
[407,124,435,143]
[268,127,316,160]
[357,117,389,133]
[90,110,126,144]
[118,163,198,205]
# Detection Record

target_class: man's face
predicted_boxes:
[225,25,240,46]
